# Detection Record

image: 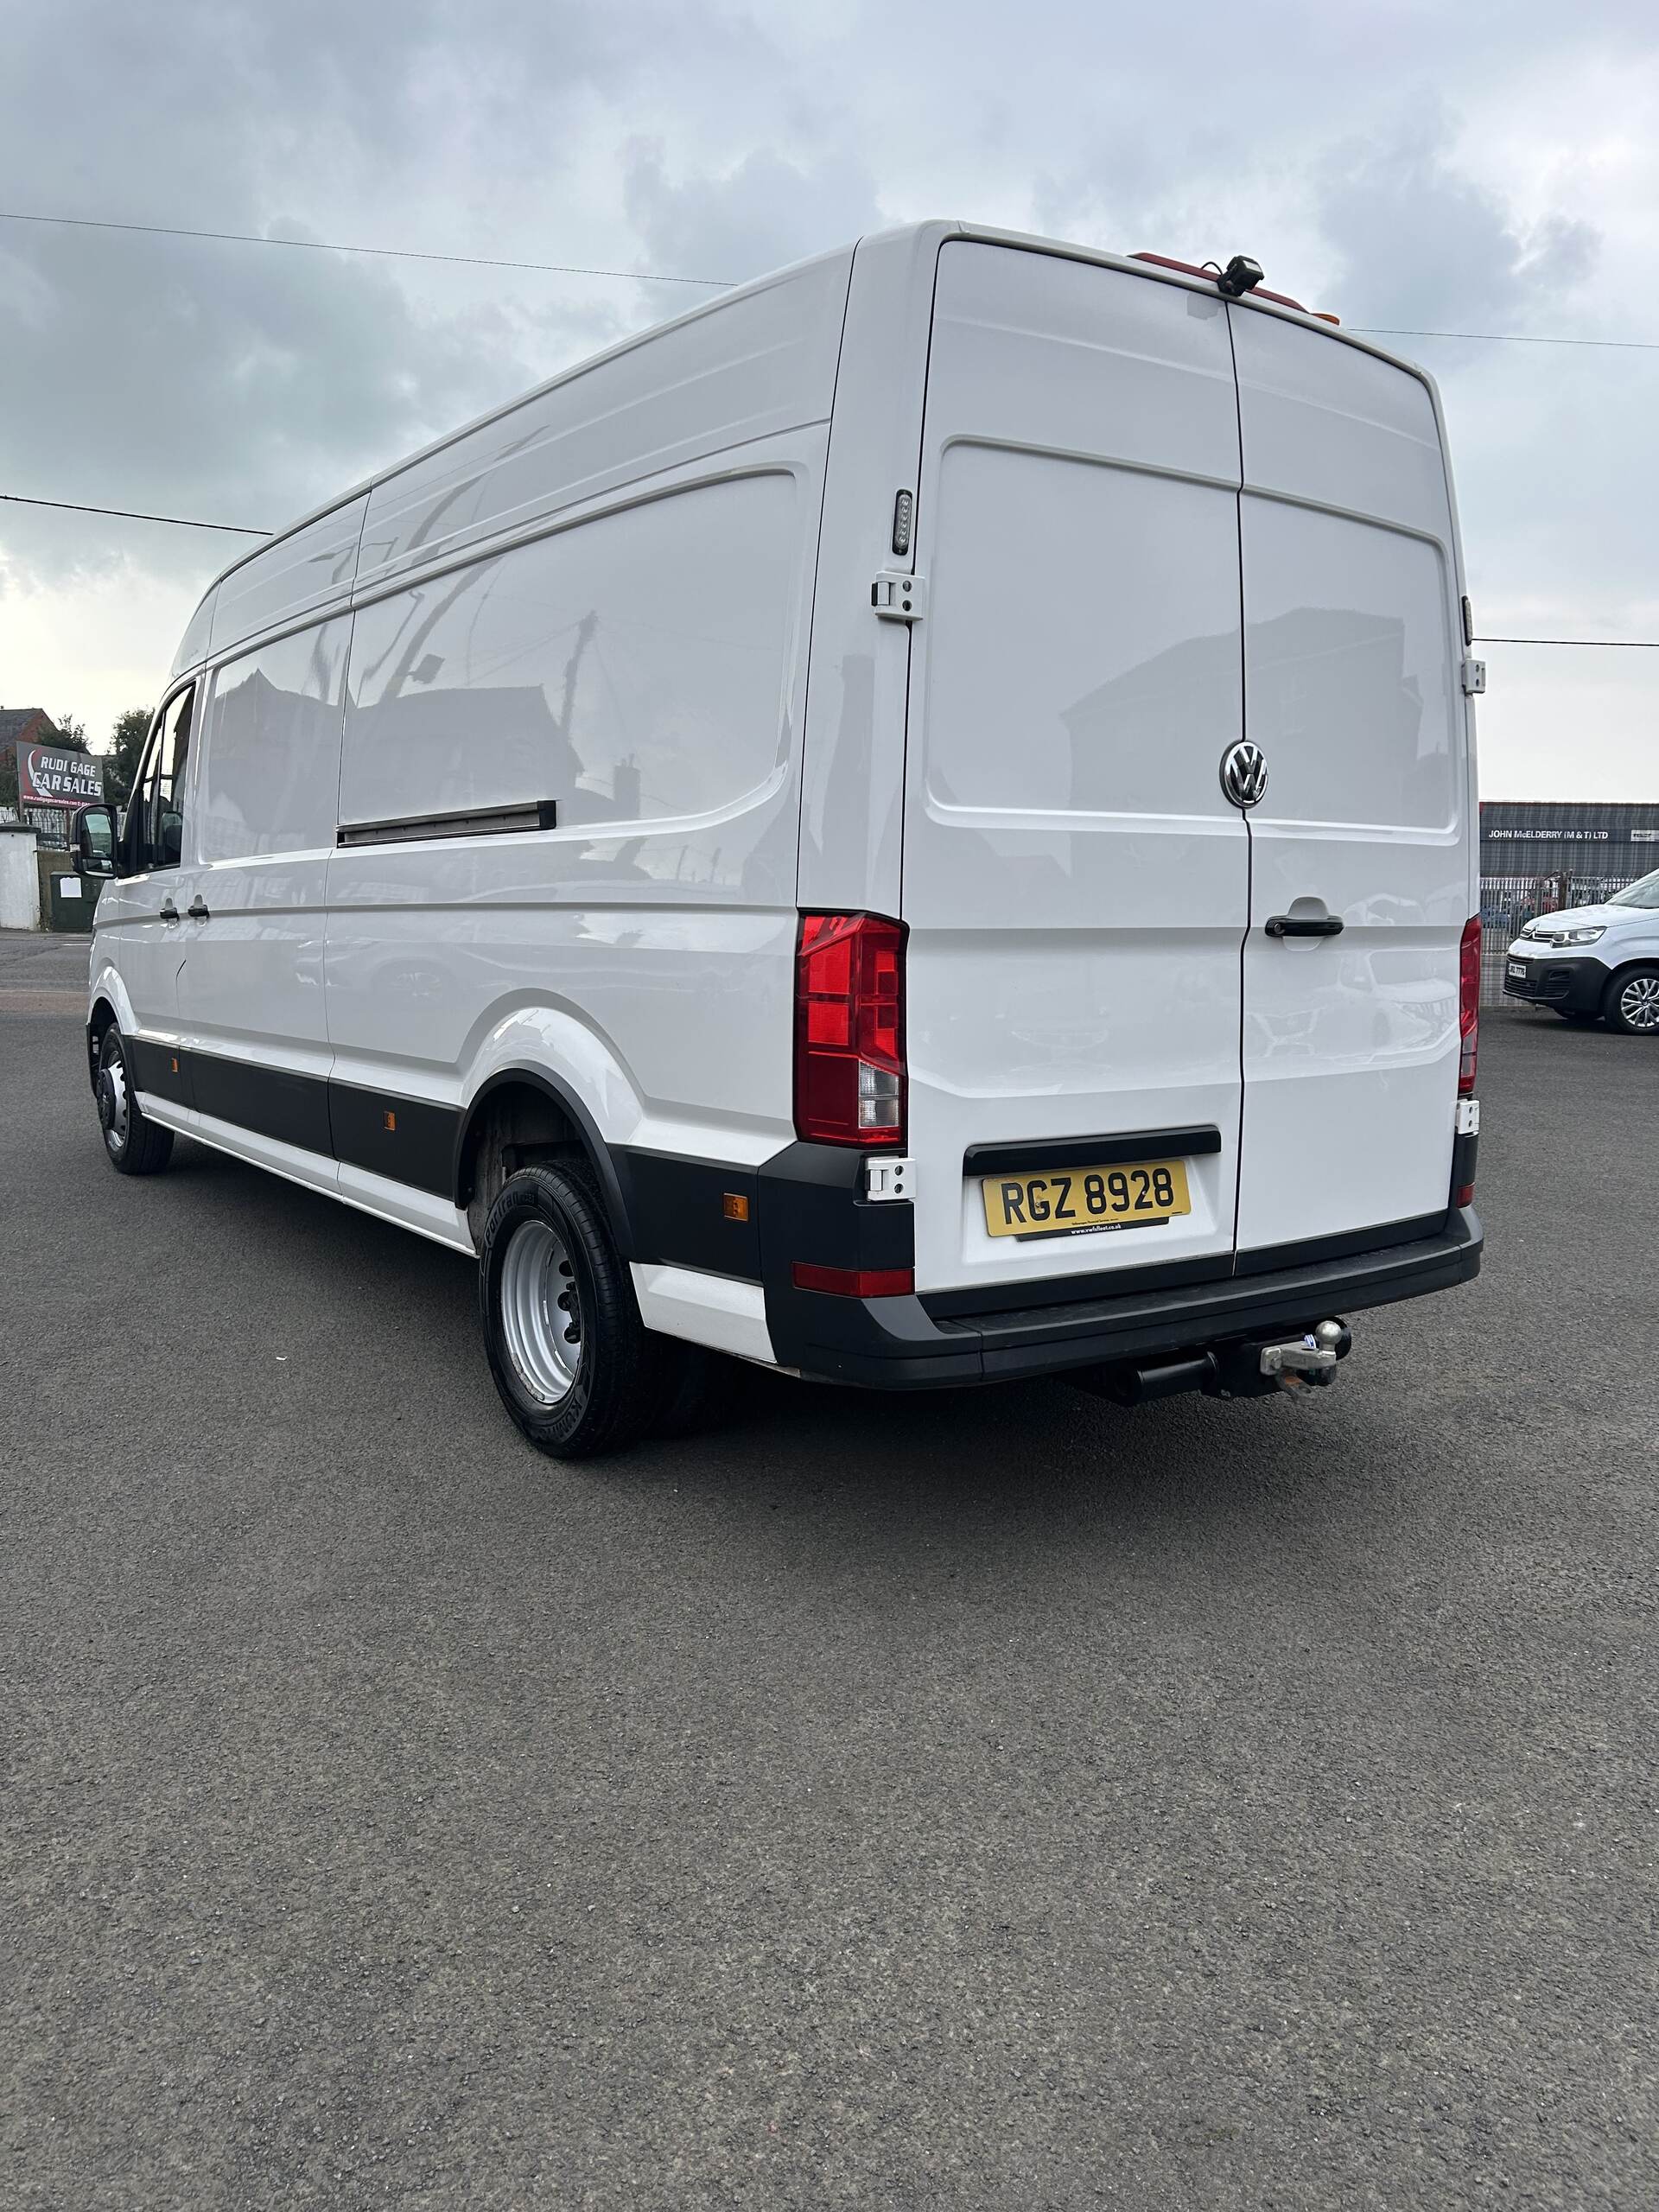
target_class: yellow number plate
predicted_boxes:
[981,1157,1192,1240]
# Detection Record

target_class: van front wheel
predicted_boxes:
[97,1026,175,1176]
[478,1163,655,1459]
[1604,966,1659,1037]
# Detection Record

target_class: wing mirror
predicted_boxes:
[73,804,120,878]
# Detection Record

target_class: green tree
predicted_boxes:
[105,707,154,808]
[53,712,89,753]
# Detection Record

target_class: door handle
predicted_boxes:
[159,898,180,924]
[1265,913,1344,939]
[187,896,211,920]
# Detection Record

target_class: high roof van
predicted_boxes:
[74,222,1484,1457]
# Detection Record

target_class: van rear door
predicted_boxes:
[899,244,1249,1298]
[1228,312,1470,1255]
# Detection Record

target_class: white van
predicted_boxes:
[74,222,1484,1457]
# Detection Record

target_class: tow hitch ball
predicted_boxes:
[1254,1319,1352,1392]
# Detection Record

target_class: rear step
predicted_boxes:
[1074,1320,1352,1406]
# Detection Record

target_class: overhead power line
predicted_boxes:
[1,492,268,536]
[1477,634,1659,647]
[0,208,733,287]
[4,211,1656,346]
[1349,326,1659,352]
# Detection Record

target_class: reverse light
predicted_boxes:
[794,912,906,1147]
[1459,917,1480,1096]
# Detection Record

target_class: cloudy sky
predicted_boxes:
[2,0,1656,797]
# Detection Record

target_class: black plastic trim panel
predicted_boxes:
[1232,1211,1448,1278]
[772,1208,1483,1389]
[963,1125,1223,1176]
[1502,953,1609,1014]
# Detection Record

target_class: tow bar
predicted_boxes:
[1074,1319,1353,1407]
[1255,1319,1353,1391]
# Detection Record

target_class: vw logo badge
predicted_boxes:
[1221,741,1268,809]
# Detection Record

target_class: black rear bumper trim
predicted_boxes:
[777,1208,1483,1389]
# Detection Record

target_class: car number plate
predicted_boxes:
[981,1158,1192,1240]
[1507,960,1528,980]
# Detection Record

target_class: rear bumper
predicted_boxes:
[1502,952,1608,1013]
[768,1206,1484,1389]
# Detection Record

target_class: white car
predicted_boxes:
[72,222,1484,1458]
[1503,869,1659,1033]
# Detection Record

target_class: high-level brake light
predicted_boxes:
[1459,917,1481,1096]
[794,912,906,1147]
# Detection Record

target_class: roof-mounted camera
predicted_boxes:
[1216,256,1264,298]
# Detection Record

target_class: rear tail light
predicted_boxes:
[794,912,906,1147]
[1459,917,1480,1096]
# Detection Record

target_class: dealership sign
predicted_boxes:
[14,742,105,810]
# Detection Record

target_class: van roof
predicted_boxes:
[191,219,1429,611]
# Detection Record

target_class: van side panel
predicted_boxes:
[323,435,825,1202]
[353,253,852,601]
[176,618,350,1127]
[1230,309,1467,1251]
[207,499,366,662]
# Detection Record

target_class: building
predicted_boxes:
[1478,799,1659,1005]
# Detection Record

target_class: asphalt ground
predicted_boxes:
[3,927,1655,2210]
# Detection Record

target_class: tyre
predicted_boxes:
[96,1025,175,1176]
[478,1162,658,1459]
[1603,966,1659,1038]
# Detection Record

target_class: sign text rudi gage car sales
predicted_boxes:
[14,742,105,809]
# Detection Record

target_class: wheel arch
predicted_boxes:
[453,1066,638,1255]
[86,995,119,1093]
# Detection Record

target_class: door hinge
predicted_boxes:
[1461,657,1487,696]
[1456,1097,1480,1137]
[864,1154,913,1202]
[872,570,926,623]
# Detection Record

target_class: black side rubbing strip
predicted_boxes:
[963,1126,1224,1178]
[337,799,557,848]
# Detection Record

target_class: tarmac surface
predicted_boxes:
[3,927,1655,2209]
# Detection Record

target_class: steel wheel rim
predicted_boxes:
[1619,976,1659,1032]
[499,1218,583,1405]
[99,1049,130,1156]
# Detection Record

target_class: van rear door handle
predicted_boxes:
[188,896,211,920]
[159,898,180,924]
[1265,913,1344,938]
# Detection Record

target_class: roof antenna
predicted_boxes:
[1216,256,1264,298]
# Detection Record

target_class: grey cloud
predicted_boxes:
[1311,111,1600,337]
[624,143,886,291]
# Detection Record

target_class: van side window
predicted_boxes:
[196,619,349,861]
[339,474,797,837]
[123,684,195,873]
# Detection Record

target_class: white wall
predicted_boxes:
[0,827,41,928]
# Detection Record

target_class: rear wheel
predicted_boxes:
[478,1163,657,1459]
[1604,966,1659,1037]
[96,1026,174,1176]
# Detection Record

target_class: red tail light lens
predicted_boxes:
[794,912,906,1147]
[1459,917,1480,1095]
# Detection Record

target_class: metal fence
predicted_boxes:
[1478,872,1640,1007]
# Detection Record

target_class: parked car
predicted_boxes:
[72,221,1484,1458]
[1503,868,1659,1033]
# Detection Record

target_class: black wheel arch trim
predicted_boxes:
[454,1065,639,1254]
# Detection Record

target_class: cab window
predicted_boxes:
[123,685,195,873]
